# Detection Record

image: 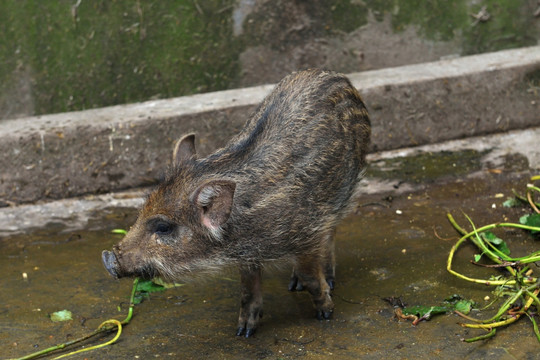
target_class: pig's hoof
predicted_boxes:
[316,309,333,320]
[326,277,335,290]
[287,275,304,291]
[237,304,262,338]
[236,327,256,338]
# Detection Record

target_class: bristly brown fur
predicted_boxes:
[103,69,371,337]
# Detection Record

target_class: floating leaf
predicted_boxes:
[50,310,73,322]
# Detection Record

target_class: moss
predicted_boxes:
[461,0,538,55]
[388,0,469,42]
[1,0,240,115]
[241,0,370,49]
[327,0,369,33]
[367,150,488,183]
[367,0,536,50]
[1,0,537,116]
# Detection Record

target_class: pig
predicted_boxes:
[102,69,371,337]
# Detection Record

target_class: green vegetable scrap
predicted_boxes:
[472,231,511,262]
[49,310,73,322]
[111,228,128,235]
[133,278,183,305]
[392,295,475,326]
[134,278,167,304]
[401,305,447,324]
[446,175,540,343]
[520,214,540,234]
[502,197,520,208]
[453,299,475,314]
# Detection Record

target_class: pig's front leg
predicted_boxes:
[236,265,263,337]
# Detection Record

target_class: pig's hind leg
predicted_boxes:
[294,252,334,320]
[289,229,336,319]
[288,230,336,291]
[237,265,263,337]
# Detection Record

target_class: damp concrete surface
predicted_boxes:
[1,128,540,359]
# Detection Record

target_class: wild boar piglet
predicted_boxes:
[102,69,371,337]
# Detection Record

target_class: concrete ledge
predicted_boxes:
[2,125,538,237]
[1,46,539,204]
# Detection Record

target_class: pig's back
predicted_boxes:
[209,69,370,180]
[202,69,370,255]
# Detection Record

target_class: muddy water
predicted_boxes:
[2,171,539,359]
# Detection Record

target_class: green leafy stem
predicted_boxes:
[446,176,540,343]
[11,278,139,360]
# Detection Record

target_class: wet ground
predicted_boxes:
[2,143,540,359]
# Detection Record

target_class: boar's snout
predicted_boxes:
[102,250,121,279]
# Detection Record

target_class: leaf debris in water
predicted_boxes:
[49,310,73,322]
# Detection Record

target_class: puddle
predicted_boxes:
[1,171,539,359]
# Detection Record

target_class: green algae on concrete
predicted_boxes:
[372,0,537,52]
[1,0,538,118]
[461,0,539,55]
[367,149,489,184]
[0,0,240,116]
[381,0,469,41]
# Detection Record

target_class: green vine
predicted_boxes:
[447,175,540,343]
[11,278,139,360]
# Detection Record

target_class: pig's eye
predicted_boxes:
[146,216,176,238]
[151,221,174,236]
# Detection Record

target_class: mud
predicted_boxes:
[2,145,539,359]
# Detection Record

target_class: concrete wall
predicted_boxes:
[1,46,539,205]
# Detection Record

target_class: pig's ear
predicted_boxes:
[172,133,197,166]
[192,180,236,231]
